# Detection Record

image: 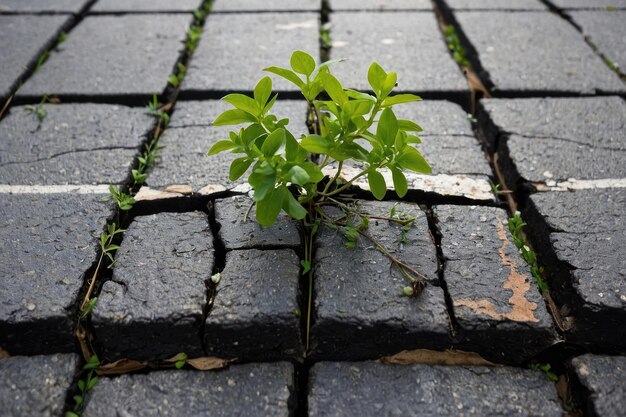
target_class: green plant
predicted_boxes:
[530,362,558,382]
[320,22,332,50]
[102,185,135,211]
[185,25,203,53]
[25,96,48,122]
[66,354,100,417]
[146,93,170,127]
[508,211,549,294]
[444,25,470,68]
[132,138,163,185]
[168,63,187,87]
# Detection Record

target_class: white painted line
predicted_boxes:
[0,184,111,194]
[535,178,626,192]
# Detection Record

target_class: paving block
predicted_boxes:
[569,11,626,73]
[454,11,625,95]
[84,363,295,416]
[435,205,556,363]
[329,0,432,10]
[310,200,451,360]
[182,12,319,93]
[0,15,71,100]
[330,12,467,95]
[308,362,563,417]
[569,354,626,417]
[92,0,203,12]
[479,97,626,187]
[0,104,152,185]
[441,0,546,10]
[92,212,213,360]
[205,249,303,361]
[212,0,319,12]
[19,14,191,98]
[526,189,626,348]
[0,354,81,417]
[142,100,308,196]
[214,195,301,250]
[0,0,89,13]
[0,193,111,354]
[549,0,626,10]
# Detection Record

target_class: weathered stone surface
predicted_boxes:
[435,205,556,363]
[182,13,318,93]
[19,15,190,98]
[526,189,626,348]
[214,195,301,250]
[329,0,432,10]
[455,12,625,94]
[0,15,70,100]
[144,100,308,195]
[330,12,467,95]
[442,0,546,10]
[84,363,295,417]
[0,193,110,354]
[311,200,451,360]
[0,0,88,13]
[205,249,303,360]
[569,11,626,73]
[549,0,626,9]
[569,354,626,417]
[0,104,152,185]
[309,362,563,417]
[213,0,319,12]
[480,97,626,186]
[0,354,81,417]
[93,212,212,360]
[92,0,202,12]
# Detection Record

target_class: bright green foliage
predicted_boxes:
[99,221,125,268]
[66,355,101,417]
[508,211,549,293]
[168,63,187,87]
[102,185,135,211]
[444,25,470,68]
[25,96,48,122]
[209,50,430,227]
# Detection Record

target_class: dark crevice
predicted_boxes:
[292,363,311,417]
[10,94,165,107]
[0,146,140,168]
[202,201,225,355]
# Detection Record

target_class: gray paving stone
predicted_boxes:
[455,11,625,95]
[19,14,190,98]
[0,104,152,185]
[442,0,547,10]
[435,205,556,363]
[569,354,626,417]
[0,15,70,100]
[479,97,626,185]
[212,0,320,12]
[205,249,303,361]
[0,0,89,13]
[182,12,319,93]
[84,363,295,417]
[0,193,111,354]
[309,362,563,417]
[144,100,308,195]
[330,12,467,95]
[311,200,451,360]
[214,195,301,250]
[93,212,212,360]
[569,11,626,73]
[329,0,432,10]
[92,0,202,12]
[526,189,626,348]
[549,0,626,10]
[0,354,81,417]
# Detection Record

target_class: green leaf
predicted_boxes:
[281,187,307,219]
[300,135,332,154]
[407,135,422,144]
[285,130,307,162]
[222,94,260,117]
[285,165,310,186]
[321,73,348,106]
[207,140,235,155]
[264,66,305,89]
[213,109,257,126]
[254,76,272,108]
[397,146,432,173]
[87,376,99,391]
[249,168,276,201]
[391,166,408,197]
[381,71,397,98]
[343,99,374,118]
[300,260,311,274]
[346,89,376,101]
[290,50,316,76]
[395,130,408,151]
[229,158,253,181]
[261,128,285,157]
[398,119,423,132]
[66,411,80,417]
[381,93,422,107]
[263,93,278,114]
[299,161,325,183]
[368,170,387,200]
[367,62,387,95]
[77,380,85,391]
[256,187,284,227]
[376,107,399,147]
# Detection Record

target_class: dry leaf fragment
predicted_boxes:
[187,357,234,371]
[0,346,10,359]
[378,349,501,367]
[96,359,147,375]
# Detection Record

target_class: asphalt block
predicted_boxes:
[205,249,303,361]
[84,363,295,417]
[0,193,111,354]
[526,189,626,349]
[212,0,320,12]
[0,15,71,100]
[569,11,626,73]
[454,11,625,95]
[91,0,203,12]
[0,0,89,13]
[569,354,626,417]
[329,0,432,10]
[310,200,451,360]
[0,354,81,417]
[214,195,301,250]
[435,205,556,363]
[309,362,563,417]
[479,97,626,187]
[182,12,319,93]
[19,14,191,98]
[93,212,213,360]
[441,0,546,10]
[0,104,152,185]
[330,12,467,95]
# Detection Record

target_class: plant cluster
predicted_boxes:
[65,354,100,417]
[508,211,549,293]
[444,25,470,68]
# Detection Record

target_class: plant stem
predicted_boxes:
[321,161,343,197]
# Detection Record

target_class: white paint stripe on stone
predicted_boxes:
[535,178,626,192]
[0,184,111,194]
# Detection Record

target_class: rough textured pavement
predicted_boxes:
[1,0,624,415]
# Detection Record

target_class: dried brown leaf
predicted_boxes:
[187,357,233,371]
[163,353,188,364]
[96,359,148,375]
[378,349,501,367]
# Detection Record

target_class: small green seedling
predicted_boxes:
[175,353,188,369]
[530,363,558,382]
[102,185,135,211]
[168,63,187,87]
[66,355,101,417]
[444,25,470,68]
[185,25,203,53]
[80,297,97,319]
[146,93,170,127]
[508,211,549,293]
[25,96,48,122]
[320,22,332,50]
[132,137,163,185]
